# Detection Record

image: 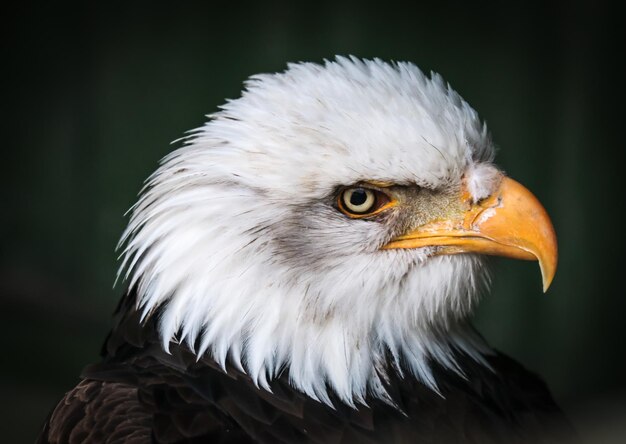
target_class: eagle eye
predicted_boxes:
[337,186,393,218]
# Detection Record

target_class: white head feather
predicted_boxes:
[118,56,501,407]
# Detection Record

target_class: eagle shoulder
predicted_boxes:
[37,379,151,444]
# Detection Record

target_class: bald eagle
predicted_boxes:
[39,57,573,443]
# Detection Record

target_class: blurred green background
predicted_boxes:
[3,1,624,442]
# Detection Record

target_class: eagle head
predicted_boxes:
[118,57,557,406]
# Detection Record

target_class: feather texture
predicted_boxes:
[39,290,575,443]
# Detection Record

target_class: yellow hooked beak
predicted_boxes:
[382,176,558,292]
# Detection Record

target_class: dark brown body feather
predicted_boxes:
[38,291,575,443]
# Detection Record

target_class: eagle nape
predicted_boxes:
[38,56,574,444]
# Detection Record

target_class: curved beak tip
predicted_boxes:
[539,246,558,293]
[541,264,555,293]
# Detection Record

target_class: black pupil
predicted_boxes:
[350,189,369,207]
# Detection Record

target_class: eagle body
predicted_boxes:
[39,291,571,444]
[39,58,571,443]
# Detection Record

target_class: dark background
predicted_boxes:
[3,1,624,442]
